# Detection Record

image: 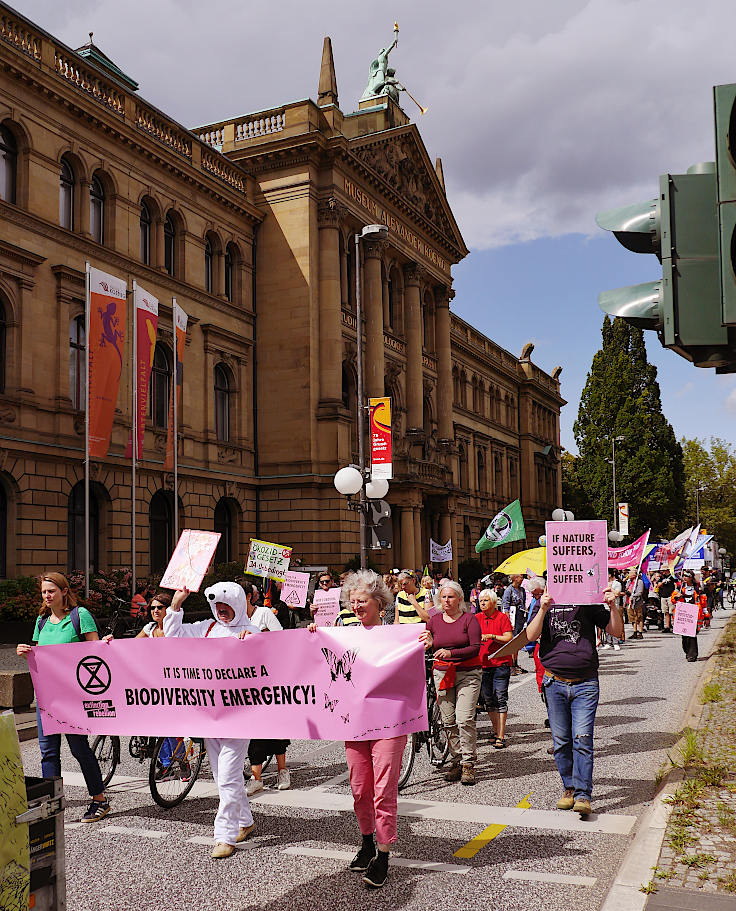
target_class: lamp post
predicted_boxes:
[333,467,389,568]
[695,484,706,525]
[718,546,727,571]
[608,435,625,531]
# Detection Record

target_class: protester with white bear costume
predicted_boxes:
[164,581,261,858]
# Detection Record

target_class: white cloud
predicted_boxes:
[725,388,736,414]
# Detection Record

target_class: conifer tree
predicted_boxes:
[573,317,684,538]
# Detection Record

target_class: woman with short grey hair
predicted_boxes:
[341,569,393,617]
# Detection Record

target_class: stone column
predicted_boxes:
[79,179,90,236]
[362,237,386,399]
[403,264,424,431]
[317,199,345,407]
[439,513,452,553]
[400,507,415,569]
[435,286,454,441]
[413,505,423,570]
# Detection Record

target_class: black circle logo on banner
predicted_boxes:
[76,656,112,695]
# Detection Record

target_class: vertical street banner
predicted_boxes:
[165,302,188,471]
[369,396,392,480]
[546,519,608,604]
[88,266,127,458]
[617,503,629,536]
[430,539,453,562]
[125,284,159,459]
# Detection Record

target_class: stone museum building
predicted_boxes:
[0,4,564,581]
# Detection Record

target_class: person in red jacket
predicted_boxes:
[476,589,513,748]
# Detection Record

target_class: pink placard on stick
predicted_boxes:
[673,602,698,637]
[159,530,220,592]
[546,520,608,605]
[313,587,342,626]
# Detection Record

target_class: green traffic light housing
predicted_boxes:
[595,199,661,257]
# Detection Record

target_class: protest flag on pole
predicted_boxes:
[88,266,127,458]
[126,285,159,460]
[475,499,526,553]
[164,301,187,473]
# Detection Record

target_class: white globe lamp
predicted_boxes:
[334,466,363,496]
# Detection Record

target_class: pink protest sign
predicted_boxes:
[281,571,310,608]
[546,520,608,605]
[673,603,698,637]
[312,587,342,626]
[159,530,220,592]
[28,626,427,742]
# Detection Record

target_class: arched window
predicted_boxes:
[452,366,460,404]
[463,523,472,557]
[204,237,213,293]
[59,156,75,229]
[0,125,17,205]
[69,316,86,410]
[477,449,487,493]
[164,212,176,277]
[150,343,171,429]
[214,497,237,565]
[149,490,174,574]
[0,482,7,578]
[214,363,231,442]
[89,175,104,244]
[472,376,479,412]
[0,297,6,395]
[459,443,469,489]
[459,371,467,409]
[140,201,152,264]
[494,453,503,497]
[478,380,486,417]
[224,246,234,302]
[67,480,98,573]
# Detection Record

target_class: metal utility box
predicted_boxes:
[18,776,66,911]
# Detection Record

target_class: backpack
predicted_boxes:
[37,605,88,641]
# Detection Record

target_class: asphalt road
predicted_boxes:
[19,607,733,911]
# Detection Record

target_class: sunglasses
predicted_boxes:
[319,579,332,585]
[151,603,166,610]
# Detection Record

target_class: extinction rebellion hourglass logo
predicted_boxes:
[76,656,117,718]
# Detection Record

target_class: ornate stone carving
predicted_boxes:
[403,263,424,286]
[163,472,175,491]
[385,360,402,383]
[217,445,239,465]
[362,236,388,260]
[317,197,347,229]
[0,405,17,424]
[343,340,357,367]
[434,285,451,307]
[154,432,167,453]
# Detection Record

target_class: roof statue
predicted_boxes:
[360,22,399,100]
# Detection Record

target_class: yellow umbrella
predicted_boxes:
[494,547,546,576]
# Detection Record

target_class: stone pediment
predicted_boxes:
[348,125,468,260]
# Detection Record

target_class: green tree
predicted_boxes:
[681,437,736,555]
[573,317,685,538]
[561,451,593,519]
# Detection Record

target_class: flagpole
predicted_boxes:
[172,297,179,542]
[131,282,137,598]
[84,262,91,598]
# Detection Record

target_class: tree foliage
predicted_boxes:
[681,437,736,556]
[573,317,685,538]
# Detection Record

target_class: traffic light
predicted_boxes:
[714,83,736,327]
[597,164,735,368]
[368,499,392,550]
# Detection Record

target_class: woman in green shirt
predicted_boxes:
[16,572,110,823]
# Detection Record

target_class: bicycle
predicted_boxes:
[98,597,148,640]
[397,656,450,791]
[91,734,206,808]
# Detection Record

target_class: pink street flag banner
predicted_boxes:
[608,530,651,569]
[28,626,428,741]
[312,587,342,626]
[546,520,608,604]
[281,571,310,609]
[159,530,221,592]
[673,603,698,637]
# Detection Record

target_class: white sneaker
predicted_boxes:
[600,644,611,650]
[277,769,291,790]
[246,776,264,797]
[613,643,621,651]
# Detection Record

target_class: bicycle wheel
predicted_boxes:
[149,737,205,808]
[428,701,450,766]
[91,735,120,787]
[397,733,416,792]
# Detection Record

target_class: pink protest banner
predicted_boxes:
[608,530,651,569]
[281,570,310,609]
[673,603,698,637]
[546,520,608,604]
[28,626,428,742]
[159,530,221,592]
[312,587,342,626]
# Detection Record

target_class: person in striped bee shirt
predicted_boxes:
[395,570,432,624]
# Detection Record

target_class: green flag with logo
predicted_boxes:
[475,499,526,553]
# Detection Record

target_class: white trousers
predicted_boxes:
[205,737,253,845]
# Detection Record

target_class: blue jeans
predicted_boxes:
[36,707,104,797]
[543,677,599,800]
[481,665,511,712]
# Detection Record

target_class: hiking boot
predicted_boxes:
[350,835,376,871]
[82,798,110,823]
[246,776,264,797]
[236,823,255,843]
[443,761,462,782]
[363,850,389,888]
[211,842,235,858]
[461,764,476,785]
[573,797,592,817]
[277,769,291,790]
[557,788,575,810]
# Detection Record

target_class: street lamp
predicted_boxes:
[336,224,390,570]
[608,530,624,544]
[606,435,625,531]
[695,484,706,525]
[551,508,575,522]
[719,546,727,570]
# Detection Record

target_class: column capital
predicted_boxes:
[362,236,388,259]
[403,263,425,286]
[434,284,452,307]
[317,197,347,228]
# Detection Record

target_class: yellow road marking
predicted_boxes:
[453,793,532,859]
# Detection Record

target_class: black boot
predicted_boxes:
[350,834,376,872]
[363,849,389,888]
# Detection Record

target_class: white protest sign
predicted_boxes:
[281,570,310,608]
[673,603,698,637]
[160,530,220,592]
[546,519,608,605]
[312,586,342,627]
[430,538,453,562]
[246,538,292,582]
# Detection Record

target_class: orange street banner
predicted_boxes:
[88,266,127,458]
[164,302,188,471]
[125,284,158,459]
[369,396,392,480]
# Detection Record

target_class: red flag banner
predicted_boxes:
[369,396,392,480]
[165,302,188,471]
[88,266,127,458]
[125,285,158,459]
